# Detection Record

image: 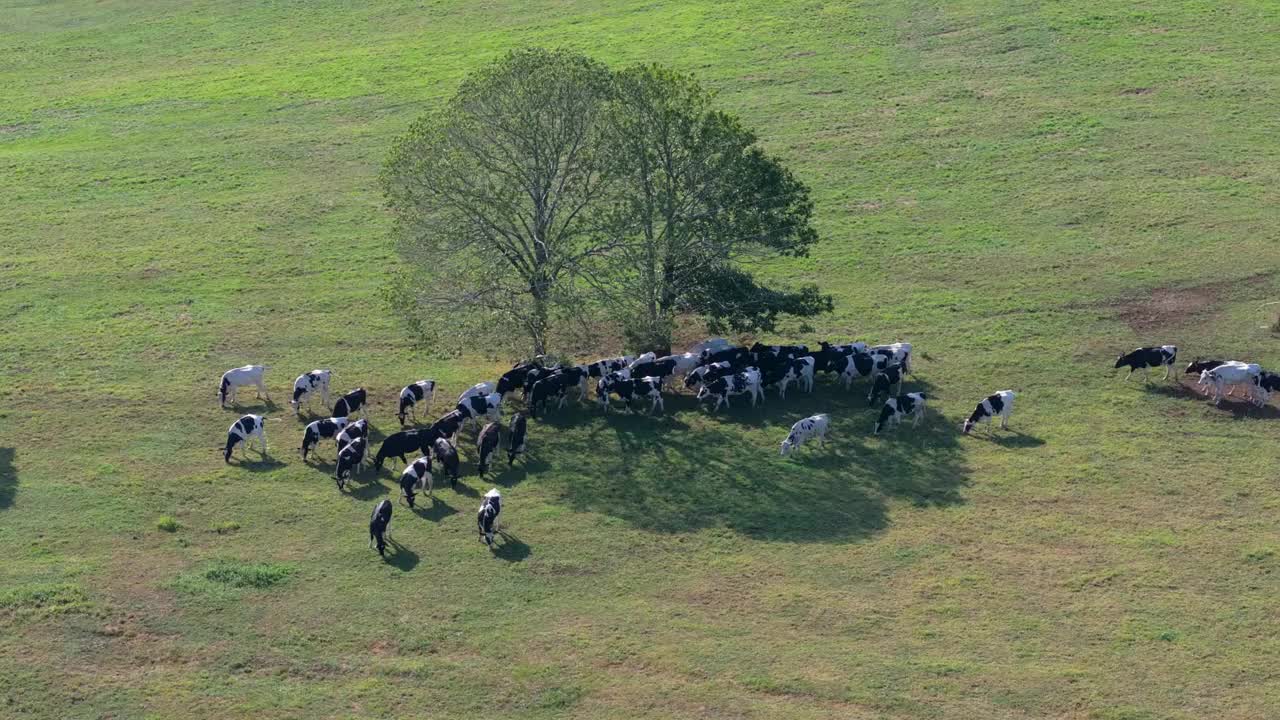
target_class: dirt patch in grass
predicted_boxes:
[1121,87,1154,95]
[1103,272,1275,332]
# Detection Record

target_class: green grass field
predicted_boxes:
[4,1,1280,717]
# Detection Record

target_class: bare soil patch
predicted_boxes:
[1104,272,1275,332]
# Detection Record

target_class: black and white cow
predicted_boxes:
[585,356,632,379]
[1114,345,1177,381]
[868,342,913,375]
[335,437,368,490]
[396,380,437,426]
[1203,362,1264,406]
[429,410,466,446]
[627,357,679,387]
[866,363,905,405]
[219,365,269,408]
[375,429,433,471]
[521,367,561,398]
[818,340,868,356]
[528,374,575,418]
[496,361,541,398]
[657,353,701,379]
[399,456,432,508]
[696,369,762,412]
[290,370,331,414]
[1258,370,1280,396]
[780,414,830,456]
[1184,360,1225,394]
[335,418,368,451]
[456,391,502,427]
[750,343,809,365]
[476,422,501,477]
[507,412,528,466]
[300,416,349,461]
[837,352,882,389]
[873,392,927,435]
[458,381,496,405]
[433,437,460,488]
[333,388,367,418]
[369,499,392,556]
[963,390,1016,434]
[597,376,665,414]
[477,489,502,547]
[684,361,735,390]
[224,414,267,463]
[550,365,591,401]
[813,342,865,377]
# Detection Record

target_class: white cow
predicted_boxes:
[781,414,830,456]
[457,382,496,405]
[1203,362,1265,406]
[219,365,269,408]
[290,370,332,414]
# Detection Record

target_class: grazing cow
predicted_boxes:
[300,416,349,461]
[399,456,432,507]
[781,414,830,456]
[1114,345,1177,381]
[333,388,367,418]
[335,418,368,451]
[963,390,1016,434]
[1204,362,1264,406]
[837,352,881,389]
[507,412,528,466]
[873,392,927,435]
[369,500,392,556]
[684,361,735,390]
[521,366,566,398]
[375,429,433,471]
[335,437,368,490]
[224,414,267,463]
[867,363,905,405]
[458,382,496,405]
[477,489,502,547]
[290,370,331,414]
[433,437,460,488]
[219,365,269,408]
[456,392,502,427]
[396,380,437,426]
[429,410,466,446]
[528,374,575,418]
[476,422,500,477]
[869,342,913,374]
[657,353,701,379]
[698,346,751,367]
[496,361,541,397]
[585,356,632,378]
[696,369,762,412]
[597,376,665,414]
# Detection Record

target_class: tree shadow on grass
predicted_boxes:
[490,456,551,488]
[384,539,420,571]
[0,448,14,511]
[491,531,531,563]
[545,376,970,543]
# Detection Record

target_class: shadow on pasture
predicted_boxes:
[545,375,969,543]
[0,447,15,510]
[231,455,286,472]
[347,478,389,501]
[1151,380,1280,420]
[1143,381,1202,401]
[491,531,531,563]
[969,430,1046,448]
[450,481,480,499]
[491,456,550,488]
[410,496,459,522]
[384,539,420,571]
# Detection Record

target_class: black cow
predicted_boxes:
[1115,345,1177,381]
[375,429,434,471]
[476,422,500,477]
[1185,359,1225,376]
[369,500,392,556]
[433,437,460,488]
[497,360,541,397]
[627,357,678,386]
[300,416,348,461]
[521,365,564,398]
[528,374,575,418]
[397,380,437,426]
[335,437,368,490]
[478,489,502,547]
[507,412,528,466]
[333,388,367,418]
[429,410,466,446]
[698,346,751,367]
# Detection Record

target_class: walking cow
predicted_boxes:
[478,489,502,547]
[1115,345,1177,382]
[369,500,393,556]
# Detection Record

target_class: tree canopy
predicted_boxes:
[383,48,832,355]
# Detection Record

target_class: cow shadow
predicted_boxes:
[449,481,480,499]
[384,540,420,571]
[1152,380,1280,420]
[346,479,389,501]
[410,497,459,522]
[970,430,1046,448]
[491,531,531,563]
[230,456,286,472]
[546,375,969,543]
[0,447,15,511]
[491,456,550,488]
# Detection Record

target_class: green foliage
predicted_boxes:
[156,516,180,533]
[0,584,92,618]
[212,520,241,534]
[172,561,296,598]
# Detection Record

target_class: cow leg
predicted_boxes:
[1162,364,1171,380]
[1123,367,1133,381]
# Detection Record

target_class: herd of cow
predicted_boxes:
[214,339,1272,559]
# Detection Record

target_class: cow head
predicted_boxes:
[780,435,797,456]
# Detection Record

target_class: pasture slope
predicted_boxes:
[2,1,1279,718]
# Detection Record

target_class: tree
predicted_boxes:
[588,64,832,353]
[382,48,619,355]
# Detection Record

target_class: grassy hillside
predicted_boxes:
[3,1,1279,718]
